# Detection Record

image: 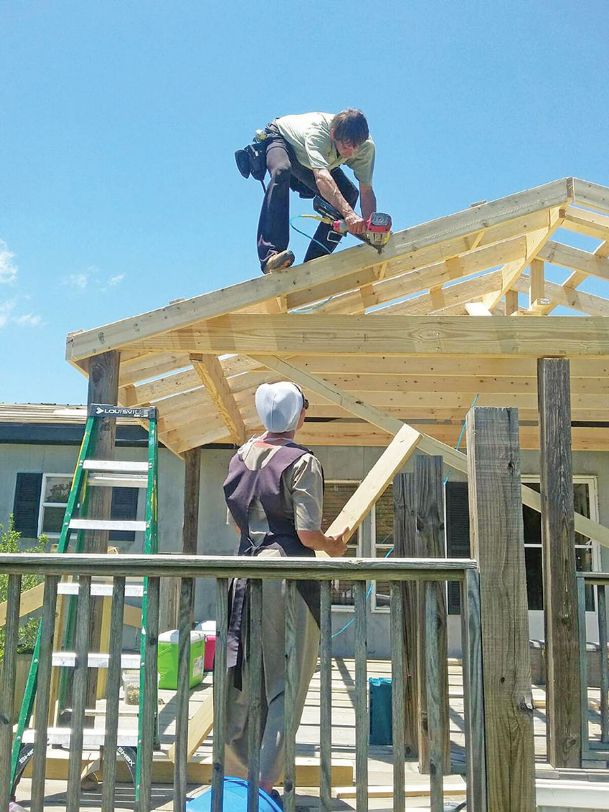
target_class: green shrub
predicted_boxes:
[0,517,46,659]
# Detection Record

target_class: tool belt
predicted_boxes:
[234,122,316,198]
[234,141,267,183]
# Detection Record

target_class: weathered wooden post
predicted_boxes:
[466,406,536,811]
[85,350,120,708]
[393,472,419,758]
[414,455,450,774]
[538,358,582,766]
[175,446,201,807]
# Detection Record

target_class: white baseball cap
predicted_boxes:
[255,381,308,432]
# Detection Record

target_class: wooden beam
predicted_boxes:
[466,406,536,811]
[125,314,609,358]
[65,179,572,361]
[537,359,581,767]
[482,209,562,310]
[514,275,609,317]
[414,456,450,775]
[324,424,422,541]
[465,302,493,317]
[298,222,541,315]
[292,355,609,379]
[86,349,120,708]
[563,206,609,241]
[384,270,503,315]
[528,259,546,310]
[173,447,202,801]
[118,352,191,386]
[0,582,44,627]
[572,178,609,215]
[190,354,246,445]
[537,241,609,284]
[393,473,419,759]
[505,289,519,315]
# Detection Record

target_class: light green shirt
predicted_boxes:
[274,112,375,186]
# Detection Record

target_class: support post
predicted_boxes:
[86,350,120,709]
[393,473,418,758]
[175,447,201,809]
[414,456,450,774]
[466,406,535,811]
[537,358,582,766]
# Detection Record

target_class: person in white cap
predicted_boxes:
[223,381,349,802]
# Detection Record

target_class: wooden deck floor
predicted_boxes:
[13,658,609,810]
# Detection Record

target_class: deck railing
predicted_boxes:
[0,552,485,812]
[577,572,609,763]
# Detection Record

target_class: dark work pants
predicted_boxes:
[257,132,359,268]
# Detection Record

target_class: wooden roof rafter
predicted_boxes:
[189,354,246,446]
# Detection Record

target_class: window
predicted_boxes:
[446,477,599,613]
[35,473,139,545]
[372,486,394,610]
[38,474,71,537]
[522,479,597,612]
[322,481,361,607]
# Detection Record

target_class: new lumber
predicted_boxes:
[538,241,609,284]
[168,691,213,763]
[291,232,529,314]
[481,210,562,310]
[573,178,609,215]
[0,582,44,627]
[563,206,609,241]
[190,354,246,445]
[383,269,503,315]
[247,355,609,549]
[123,314,609,357]
[65,178,572,361]
[324,424,422,540]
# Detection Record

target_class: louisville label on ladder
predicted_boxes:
[10,404,159,810]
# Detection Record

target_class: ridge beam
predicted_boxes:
[190,354,246,446]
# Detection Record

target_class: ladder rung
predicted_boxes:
[82,460,149,473]
[87,472,148,489]
[68,518,147,532]
[22,728,139,748]
[57,582,144,597]
[52,652,141,669]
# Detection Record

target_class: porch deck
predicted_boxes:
[14,658,609,811]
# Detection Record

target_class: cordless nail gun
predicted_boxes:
[311,196,392,254]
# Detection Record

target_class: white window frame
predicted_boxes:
[371,475,601,614]
[522,474,601,612]
[371,491,395,614]
[325,479,364,612]
[37,472,72,540]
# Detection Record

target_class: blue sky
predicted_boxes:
[1,0,608,404]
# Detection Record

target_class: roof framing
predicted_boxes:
[65,176,609,470]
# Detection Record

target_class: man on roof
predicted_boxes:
[256,109,377,274]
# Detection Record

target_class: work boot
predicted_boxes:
[261,250,295,274]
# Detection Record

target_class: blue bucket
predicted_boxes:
[186,777,282,811]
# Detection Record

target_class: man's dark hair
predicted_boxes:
[330,109,369,146]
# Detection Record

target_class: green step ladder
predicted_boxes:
[10,403,159,807]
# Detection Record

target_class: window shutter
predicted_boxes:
[13,473,43,539]
[110,488,139,543]
[445,481,470,614]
